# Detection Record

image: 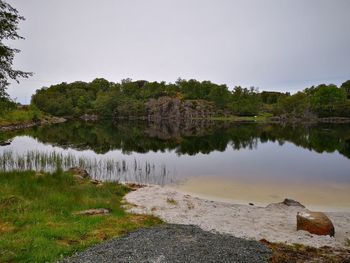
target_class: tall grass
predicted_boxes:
[0,107,42,125]
[0,150,175,185]
[0,170,162,262]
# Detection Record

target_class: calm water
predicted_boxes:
[1,120,350,211]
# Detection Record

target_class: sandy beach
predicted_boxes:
[124,185,350,248]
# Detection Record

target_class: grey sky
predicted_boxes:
[6,0,350,103]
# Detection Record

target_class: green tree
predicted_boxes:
[341,80,350,99]
[207,84,230,108]
[0,0,32,98]
[274,92,309,117]
[93,85,121,117]
[310,84,347,117]
[260,91,289,104]
[229,87,261,116]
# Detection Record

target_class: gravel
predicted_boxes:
[61,224,271,263]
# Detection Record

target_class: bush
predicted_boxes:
[0,98,16,115]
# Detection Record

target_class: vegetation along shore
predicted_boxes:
[0,170,161,262]
[30,78,350,121]
[1,78,350,135]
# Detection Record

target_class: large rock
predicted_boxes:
[145,96,221,121]
[297,211,335,237]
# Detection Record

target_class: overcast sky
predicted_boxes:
[6,0,350,104]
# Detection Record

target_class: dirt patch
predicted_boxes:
[0,220,15,233]
[261,240,350,263]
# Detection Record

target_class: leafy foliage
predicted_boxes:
[341,80,350,99]
[31,78,262,117]
[229,87,261,116]
[309,84,347,117]
[31,78,350,119]
[273,84,350,118]
[0,0,32,99]
[274,92,309,117]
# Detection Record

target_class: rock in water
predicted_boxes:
[297,211,335,237]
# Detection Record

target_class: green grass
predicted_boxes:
[210,112,273,122]
[0,170,162,263]
[0,107,42,126]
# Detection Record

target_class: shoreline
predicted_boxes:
[124,185,350,248]
[168,186,350,213]
[0,116,66,132]
[169,176,350,213]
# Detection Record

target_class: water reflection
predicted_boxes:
[2,120,349,158]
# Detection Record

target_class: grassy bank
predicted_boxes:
[0,107,42,127]
[0,170,161,262]
[210,112,273,122]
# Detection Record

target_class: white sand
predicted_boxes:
[124,186,350,248]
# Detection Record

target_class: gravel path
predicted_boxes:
[61,224,271,263]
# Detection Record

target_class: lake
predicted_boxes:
[1,120,350,212]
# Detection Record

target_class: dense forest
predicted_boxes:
[26,78,350,119]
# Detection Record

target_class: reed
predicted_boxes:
[0,150,175,185]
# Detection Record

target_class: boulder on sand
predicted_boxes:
[297,211,335,237]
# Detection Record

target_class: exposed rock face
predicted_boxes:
[145,97,220,121]
[297,211,335,237]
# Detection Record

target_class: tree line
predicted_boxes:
[30,78,350,119]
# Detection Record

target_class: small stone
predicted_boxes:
[249,203,254,206]
[297,211,335,237]
[90,179,102,185]
[74,208,111,216]
[282,198,305,208]
[0,139,12,146]
[125,183,144,191]
[68,167,89,178]
[73,174,84,180]
[35,172,45,177]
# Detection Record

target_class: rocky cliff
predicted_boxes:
[145,97,221,121]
